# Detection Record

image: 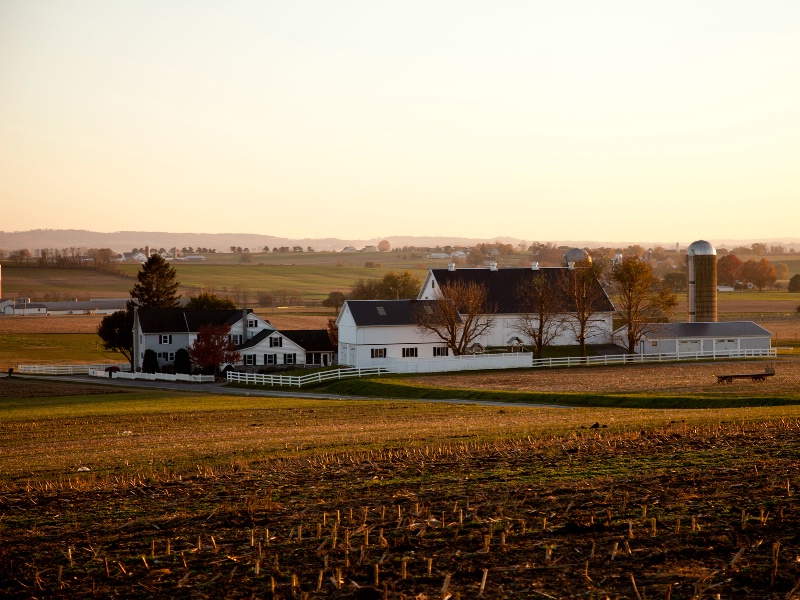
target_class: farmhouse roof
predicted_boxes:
[345,299,445,327]
[281,329,336,352]
[236,328,273,350]
[427,267,615,314]
[645,321,772,339]
[137,308,252,334]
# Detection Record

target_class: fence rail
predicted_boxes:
[87,370,215,383]
[227,367,390,388]
[529,348,777,369]
[16,363,130,375]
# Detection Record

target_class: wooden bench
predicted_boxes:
[716,367,775,384]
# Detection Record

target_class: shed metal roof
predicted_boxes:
[645,321,772,339]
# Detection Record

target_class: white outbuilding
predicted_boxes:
[626,321,772,355]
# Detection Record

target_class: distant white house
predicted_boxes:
[615,321,772,355]
[341,246,357,253]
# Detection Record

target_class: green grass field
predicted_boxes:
[0,333,123,370]
[3,382,800,485]
[117,262,430,301]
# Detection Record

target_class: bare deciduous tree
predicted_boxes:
[513,272,566,359]
[558,260,610,357]
[610,256,679,354]
[415,280,495,355]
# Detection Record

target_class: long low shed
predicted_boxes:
[629,321,772,355]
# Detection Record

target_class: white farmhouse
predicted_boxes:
[133,308,336,371]
[133,308,273,371]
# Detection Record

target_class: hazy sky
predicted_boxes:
[1,1,798,242]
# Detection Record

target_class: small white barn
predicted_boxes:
[337,299,449,368]
[623,321,773,355]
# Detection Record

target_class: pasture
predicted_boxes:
[2,379,800,597]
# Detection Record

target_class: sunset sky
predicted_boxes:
[1,1,798,243]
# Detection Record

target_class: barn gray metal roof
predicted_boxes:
[428,267,615,314]
[345,299,445,326]
[645,321,772,339]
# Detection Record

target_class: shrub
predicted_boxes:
[174,348,191,374]
[142,349,159,374]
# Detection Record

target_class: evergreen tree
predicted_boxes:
[129,254,181,308]
[142,349,159,373]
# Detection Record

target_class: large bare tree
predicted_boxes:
[415,280,495,355]
[513,272,566,359]
[610,256,679,354]
[559,260,611,357]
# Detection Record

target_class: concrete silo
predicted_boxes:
[687,240,717,322]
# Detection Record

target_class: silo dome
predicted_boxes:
[562,248,591,266]
[687,240,716,256]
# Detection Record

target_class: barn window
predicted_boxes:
[402,348,418,358]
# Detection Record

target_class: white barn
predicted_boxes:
[417,266,616,348]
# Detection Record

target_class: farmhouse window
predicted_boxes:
[168,352,175,361]
[160,334,172,344]
[157,352,165,359]
[433,346,449,357]
[371,348,386,359]
[402,347,418,358]
[270,336,283,347]
[265,354,277,365]
[229,334,242,345]
[245,354,255,365]
[247,319,257,328]
[284,353,296,365]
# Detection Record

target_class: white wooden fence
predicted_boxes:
[17,363,130,375]
[385,352,533,373]
[529,347,776,369]
[87,370,215,383]
[227,367,390,388]
[227,347,776,388]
